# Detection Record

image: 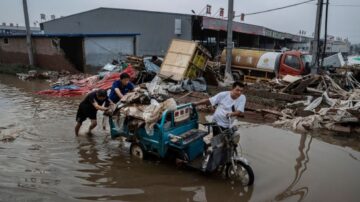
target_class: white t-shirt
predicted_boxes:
[209,91,246,128]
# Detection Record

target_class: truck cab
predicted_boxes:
[279,51,311,77]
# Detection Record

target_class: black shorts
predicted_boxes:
[76,106,97,123]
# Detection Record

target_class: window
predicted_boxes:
[3,38,9,44]
[284,55,301,70]
[301,54,312,65]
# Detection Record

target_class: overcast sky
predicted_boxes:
[1,0,359,43]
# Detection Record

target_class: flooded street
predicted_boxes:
[1,74,360,202]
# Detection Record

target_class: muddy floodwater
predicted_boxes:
[1,74,360,202]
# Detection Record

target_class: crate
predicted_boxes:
[160,39,211,81]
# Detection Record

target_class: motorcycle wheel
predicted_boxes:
[130,143,147,160]
[226,161,254,186]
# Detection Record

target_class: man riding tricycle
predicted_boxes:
[109,82,254,186]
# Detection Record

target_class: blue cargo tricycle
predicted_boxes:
[109,103,254,186]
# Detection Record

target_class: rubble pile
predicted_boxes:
[245,73,360,134]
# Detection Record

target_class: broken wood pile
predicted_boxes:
[125,56,144,70]
[125,55,161,84]
[247,73,360,134]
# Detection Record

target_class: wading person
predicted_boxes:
[75,89,111,136]
[109,73,135,104]
[192,82,246,136]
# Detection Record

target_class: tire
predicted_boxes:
[130,143,147,159]
[226,160,254,186]
[232,70,244,82]
[232,72,241,82]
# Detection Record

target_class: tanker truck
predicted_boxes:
[220,49,312,82]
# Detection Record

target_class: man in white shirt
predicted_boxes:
[193,82,246,135]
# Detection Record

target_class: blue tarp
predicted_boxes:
[52,85,79,91]
[144,59,160,73]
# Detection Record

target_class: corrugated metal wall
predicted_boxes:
[84,36,134,67]
[42,8,193,56]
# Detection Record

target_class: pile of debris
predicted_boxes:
[274,90,360,133]
[37,66,137,96]
[34,54,166,97]
[245,73,360,134]
[35,39,212,101]
[113,89,177,135]
[36,56,209,101]
[125,55,161,84]
[108,71,212,135]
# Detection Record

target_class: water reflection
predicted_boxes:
[275,134,312,201]
[75,136,145,200]
[74,134,255,201]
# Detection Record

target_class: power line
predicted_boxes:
[306,2,360,7]
[240,0,315,16]
[326,4,360,7]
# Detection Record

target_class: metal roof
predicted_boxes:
[41,7,192,24]
[202,16,312,43]
[0,33,140,38]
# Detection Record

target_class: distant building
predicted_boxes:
[0,24,41,35]
[290,39,351,57]
[325,40,351,56]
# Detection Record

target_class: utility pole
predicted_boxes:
[321,0,329,67]
[23,0,34,66]
[310,0,324,74]
[225,0,234,83]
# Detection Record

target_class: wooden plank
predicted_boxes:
[169,39,197,55]
[163,53,192,68]
[166,51,193,56]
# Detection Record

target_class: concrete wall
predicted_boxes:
[42,8,193,56]
[84,36,134,67]
[0,37,77,72]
